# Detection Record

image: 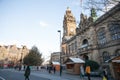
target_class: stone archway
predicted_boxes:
[83,54,89,60]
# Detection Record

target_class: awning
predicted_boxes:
[105,55,120,63]
[112,60,120,63]
[65,57,85,64]
[52,61,60,65]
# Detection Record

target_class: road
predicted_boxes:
[0,69,103,80]
[0,69,49,80]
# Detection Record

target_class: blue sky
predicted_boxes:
[0,0,88,59]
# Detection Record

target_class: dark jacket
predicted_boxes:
[24,66,31,78]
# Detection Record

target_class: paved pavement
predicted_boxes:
[0,76,5,80]
[32,69,102,80]
[2,69,102,80]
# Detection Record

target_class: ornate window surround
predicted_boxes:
[97,27,107,45]
[108,22,120,40]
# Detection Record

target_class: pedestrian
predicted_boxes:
[47,66,48,71]
[103,67,108,80]
[85,65,91,80]
[48,65,52,73]
[19,65,21,71]
[37,66,39,70]
[24,65,26,71]
[53,66,56,74]
[58,65,62,76]
[80,65,85,79]
[24,65,31,80]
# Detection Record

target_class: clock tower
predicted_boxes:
[62,7,76,41]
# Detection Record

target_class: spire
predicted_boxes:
[91,8,97,21]
[66,7,71,14]
[67,7,71,11]
[65,7,74,18]
[63,7,76,38]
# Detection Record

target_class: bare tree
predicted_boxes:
[84,0,119,12]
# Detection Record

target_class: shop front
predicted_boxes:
[112,56,120,80]
[107,56,120,80]
[64,57,85,74]
[52,61,60,71]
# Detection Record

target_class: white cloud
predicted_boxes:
[40,21,48,27]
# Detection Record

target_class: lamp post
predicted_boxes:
[20,46,24,64]
[57,30,62,76]
[20,46,24,70]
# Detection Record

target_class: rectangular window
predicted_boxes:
[68,45,70,54]
[109,23,120,40]
[97,28,106,45]
[75,41,77,51]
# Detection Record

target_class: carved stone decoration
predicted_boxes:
[79,14,87,31]
[87,17,93,26]
[62,7,76,42]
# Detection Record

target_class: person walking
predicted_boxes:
[53,66,56,74]
[85,65,91,80]
[24,65,26,71]
[80,65,85,79]
[103,68,108,80]
[24,66,31,80]
[48,65,52,73]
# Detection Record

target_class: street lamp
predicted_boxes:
[20,46,24,63]
[57,30,62,76]
[20,46,24,70]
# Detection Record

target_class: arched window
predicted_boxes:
[102,51,110,62]
[81,39,88,48]
[83,39,88,45]
[83,54,89,60]
[109,23,120,40]
[97,27,106,44]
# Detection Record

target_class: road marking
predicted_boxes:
[0,76,5,80]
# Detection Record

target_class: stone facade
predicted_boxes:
[62,7,77,62]
[94,3,120,79]
[50,52,60,63]
[62,7,99,63]
[76,13,99,61]
[0,45,29,67]
[63,7,76,37]
[61,3,120,79]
